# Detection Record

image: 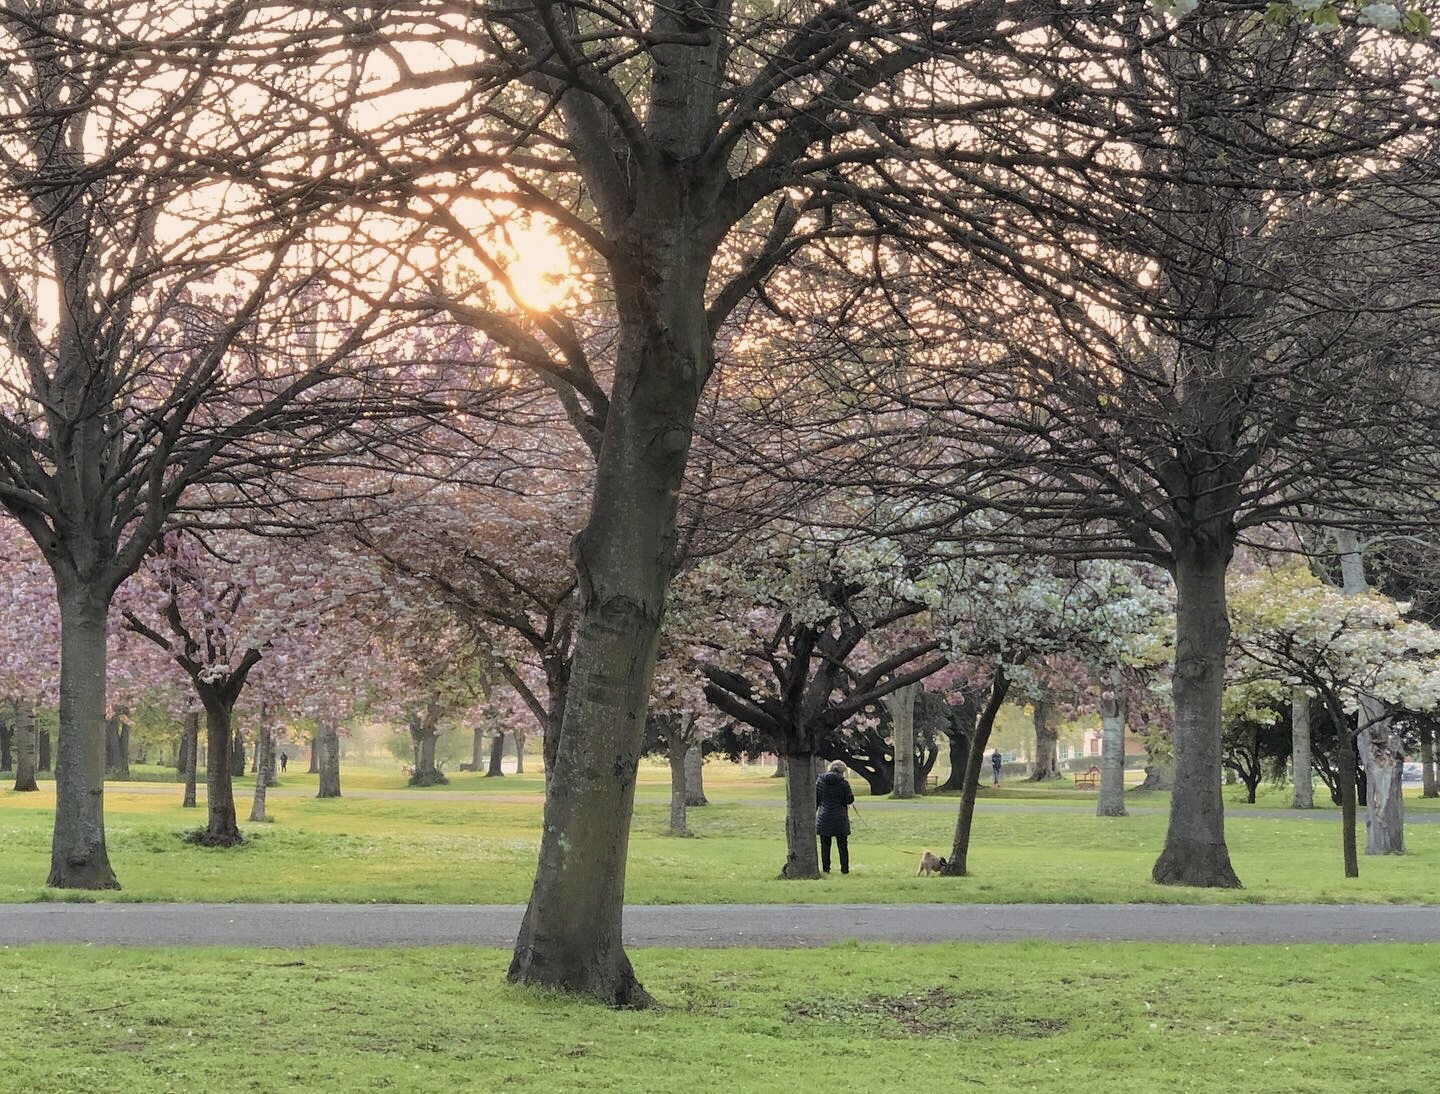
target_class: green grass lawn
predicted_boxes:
[1,942,1434,1092]
[1,762,1437,904]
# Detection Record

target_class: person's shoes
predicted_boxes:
[841,869,849,874]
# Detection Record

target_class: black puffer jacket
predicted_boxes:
[815,770,855,837]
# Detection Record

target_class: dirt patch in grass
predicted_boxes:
[788,986,1069,1039]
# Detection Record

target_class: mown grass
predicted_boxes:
[1,762,1437,905]
[0,943,1435,1092]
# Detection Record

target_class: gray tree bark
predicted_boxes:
[198,690,242,845]
[886,682,918,800]
[1097,688,1128,818]
[49,584,119,889]
[471,726,485,770]
[13,699,38,793]
[1291,687,1315,809]
[1336,532,1404,854]
[667,732,690,837]
[513,729,526,775]
[1027,698,1060,781]
[1152,543,1241,888]
[778,749,821,878]
[316,721,341,798]
[944,668,1010,876]
[248,719,273,823]
[486,731,505,776]
[683,743,706,806]
[1421,720,1437,799]
[181,710,199,808]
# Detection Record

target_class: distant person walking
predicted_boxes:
[990,749,1002,787]
[816,760,856,875]
[279,751,288,774]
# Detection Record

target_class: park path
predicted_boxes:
[4,902,1439,948]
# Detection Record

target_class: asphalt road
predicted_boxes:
[3,902,1438,948]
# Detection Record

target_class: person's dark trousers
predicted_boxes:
[820,835,850,874]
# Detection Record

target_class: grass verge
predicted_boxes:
[0,942,1433,1092]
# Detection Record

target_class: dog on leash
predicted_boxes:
[916,850,948,877]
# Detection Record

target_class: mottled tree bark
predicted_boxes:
[181,710,199,808]
[667,732,690,837]
[13,699,38,793]
[683,744,706,806]
[1291,688,1315,809]
[1026,699,1060,781]
[1097,688,1128,818]
[886,683,918,799]
[1336,533,1404,854]
[486,731,505,776]
[316,721,342,798]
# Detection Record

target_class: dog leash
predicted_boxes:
[849,802,922,856]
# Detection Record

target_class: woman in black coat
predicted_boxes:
[815,760,856,874]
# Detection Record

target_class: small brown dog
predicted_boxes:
[916,850,948,877]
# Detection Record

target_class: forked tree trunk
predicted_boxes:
[944,668,1010,876]
[1152,545,1241,888]
[886,683,918,799]
[316,721,341,798]
[1097,689,1128,818]
[1421,721,1437,799]
[199,691,242,845]
[779,747,820,878]
[486,731,505,776]
[182,710,199,808]
[683,744,706,806]
[1027,699,1060,781]
[1291,688,1315,809]
[13,699,38,792]
[49,584,119,889]
[667,733,689,836]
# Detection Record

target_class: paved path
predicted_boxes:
[4,902,1438,948]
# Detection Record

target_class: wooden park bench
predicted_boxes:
[1074,765,1100,790]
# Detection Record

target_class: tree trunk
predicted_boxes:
[38,727,51,773]
[1338,728,1359,878]
[1152,545,1241,888]
[1291,688,1315,809]
[513,729,526,774]
[198,691,242,846]
[1096,688,1128,818]
[885,682,918,799]
[1421,720,1437,799]
[772,754,787,778]
[0,711,11,773]
[248,718,272,823]
[778,747,821,878]
[181,710,199,808]
[13,699,38,792]
[229,729,245,778]
[508,283,706,1007]
[1335,533,1404,854]
[48,583,119,889]
[307,734,319,773]
[944,668,1010,876]
[316,721,341,798]
[471,725,485,770]
[1026,699,1060,781]
[683,744,706,806]
[105,715,126,778]
[486,731,505,776]
[667,733,689,837]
